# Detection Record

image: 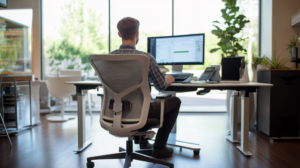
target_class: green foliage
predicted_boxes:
[265,46,288,70]
[210,0,250,57]
[46,0,106,75]
[261,58,268,66]
[0,32,23,71]
[286,36,298,54]
[252,54,268,69]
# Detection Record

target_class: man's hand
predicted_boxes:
[165,75,175,87]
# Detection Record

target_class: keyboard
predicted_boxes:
[168,73,194,83]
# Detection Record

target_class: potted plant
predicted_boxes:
[252,55,269,71]
[252,55,268,82]
[265,54,288,70]
[210,0,250,58]
[209,0,250,130]
[286,36,298,62]
[209,0,250,81]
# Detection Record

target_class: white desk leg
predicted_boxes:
[161,91,177,133]
[74,91,92,153]
[226,92,240,143]
[236,95,252,156]
[87,91,92,116]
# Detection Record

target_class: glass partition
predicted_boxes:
[0,9,32,74]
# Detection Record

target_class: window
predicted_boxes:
[43,0,108,77]
[110,0,172,52]
[41,0,259,112]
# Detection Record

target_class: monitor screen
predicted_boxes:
[147,34,205,65]
[0,0,7,8]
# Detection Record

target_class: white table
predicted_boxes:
[66,81,100,153]
[66,81,273,156]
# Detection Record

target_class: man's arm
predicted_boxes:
[165,75,175,87]
[148,55,171,91]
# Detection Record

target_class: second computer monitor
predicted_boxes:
[147,34,205,65]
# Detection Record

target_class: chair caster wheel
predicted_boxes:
[194,150,200,155]
[87,161,94,168]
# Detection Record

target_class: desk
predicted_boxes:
[66,81,273,156]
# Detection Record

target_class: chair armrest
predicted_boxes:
[97,93,104,105]
[97,93,104,97]
[155,94,171,99]
[156,94,171,128]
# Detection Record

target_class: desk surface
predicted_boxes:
[66,81,273,87]
[0,74,35,81]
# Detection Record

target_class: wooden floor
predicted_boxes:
[1,113,300,168]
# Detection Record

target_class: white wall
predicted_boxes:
[261,0,272,59]
[1,0,41,79]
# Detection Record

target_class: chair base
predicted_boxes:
[47,115,74,122]
[87,138,173,168]
[87,152,173,168]
[150,139,201,155]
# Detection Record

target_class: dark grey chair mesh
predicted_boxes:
[93,60,144,120]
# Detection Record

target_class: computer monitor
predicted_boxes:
[147,34,205,65]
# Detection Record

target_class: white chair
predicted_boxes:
[46,75,81,122]
[59,69,81,76]
[59,69,94,115]
[86,54,173,168]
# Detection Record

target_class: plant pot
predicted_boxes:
[291,47,298,62]
[239,65,249,83]
[252,67,257,82]
[257,64,269,71]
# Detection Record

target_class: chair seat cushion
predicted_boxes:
[138,118,159,131]
[103,118,159,131]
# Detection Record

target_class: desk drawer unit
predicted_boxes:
[0,82,31,129]
[257,70,300,137]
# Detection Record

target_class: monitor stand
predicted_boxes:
[172,65,183,73]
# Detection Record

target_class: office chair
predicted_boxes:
[46,75,81,122]
[0,76,13,149]
[87,54,173,168]
[59,69,95,116]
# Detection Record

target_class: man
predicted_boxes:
[110,17,181,158]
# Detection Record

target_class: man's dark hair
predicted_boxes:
[117,17,140,40]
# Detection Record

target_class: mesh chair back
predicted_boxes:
[89,54,151,137]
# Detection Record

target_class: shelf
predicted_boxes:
[5,121,16,128]
[3,98,15,101]
[3,94,15,97]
